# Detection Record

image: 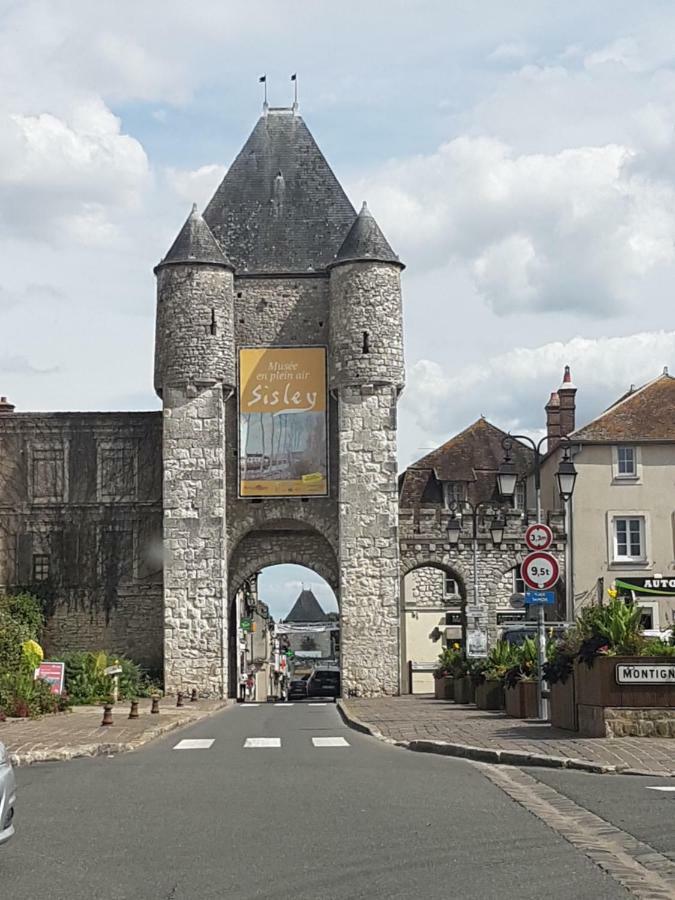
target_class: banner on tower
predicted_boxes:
[238,347,328,498]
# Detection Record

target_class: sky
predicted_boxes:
[3,1,675,619]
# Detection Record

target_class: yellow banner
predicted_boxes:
[239,347,328,497]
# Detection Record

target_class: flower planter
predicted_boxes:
[434,676,454,701]
[574,656,675,737]
[453,675,474,704]
[475,680,505,710]
[550,675,577,731]
[504,680,539,719]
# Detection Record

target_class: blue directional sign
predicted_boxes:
[525,590,555,606]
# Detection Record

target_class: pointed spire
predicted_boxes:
[156,203,232,272]
[332,201,403,268]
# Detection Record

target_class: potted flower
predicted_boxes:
[452,654,473,703]
[433,647,459,700]
[475,641,515,710]
[503,638,539,719]
[543,632,578,730]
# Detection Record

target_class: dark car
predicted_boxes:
[288,675,309,699]
[306,668,341,700]
[500,623,571,646]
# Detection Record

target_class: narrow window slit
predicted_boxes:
[362,331,370,354]
[210,308,217,335]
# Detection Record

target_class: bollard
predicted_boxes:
[190,689,198,703]
[128,700,139,719]
[151,696,160,714]
[101,703,113,726]
[176,691,184,708]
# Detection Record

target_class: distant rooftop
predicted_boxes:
[284,587,330,623]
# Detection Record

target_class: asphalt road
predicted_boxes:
[524,765,675,860]
[1,701,628,900]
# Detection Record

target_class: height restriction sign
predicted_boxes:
[524,523,553,552]
[521,550,560,591]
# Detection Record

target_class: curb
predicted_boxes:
[336,701,674,777]
[8,702,230,767]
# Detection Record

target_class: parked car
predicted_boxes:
[500,623,572,646]
[0,742,16,846]
[306,668,341,700]
[288,674,309,700]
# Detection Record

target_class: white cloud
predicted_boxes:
[399,330,675,465]
[0,97,149,243]
[165,164,227,209]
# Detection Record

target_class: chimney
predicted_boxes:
[0,396,15,413]
[545,391,561,443]
[558,365,577,436]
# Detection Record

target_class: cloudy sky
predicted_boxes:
[3,1,675,617]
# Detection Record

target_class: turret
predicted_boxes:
[154,204,235,397]
[328,202,405,392]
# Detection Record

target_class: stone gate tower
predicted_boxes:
[154,107,404,698]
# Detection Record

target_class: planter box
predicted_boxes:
[434,676,454,700]
[454,676,474,704]
[574,657,675,737]
[504,681,539,719]
[550,675,577,731]
[574,657,675,709]
[475,680,505,710]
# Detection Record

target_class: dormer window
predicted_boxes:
[443,481,465,507]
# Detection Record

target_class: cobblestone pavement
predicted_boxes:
[0,698,228,765]
[342,695,675,776]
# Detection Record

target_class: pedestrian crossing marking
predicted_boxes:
[275,703,294,707]
[173,739,214,750]
[312,737,349,747]
[646,786,675,792]
[244,737,281,748]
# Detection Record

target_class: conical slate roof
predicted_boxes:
[284,588,329,624]
[203,109,356,273]
[158,204,231,269]
[333,202,401,267]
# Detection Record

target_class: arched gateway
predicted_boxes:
[154,107,405,698]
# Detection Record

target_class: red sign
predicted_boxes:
[521,551,560,591]
[524,523,553,552]
[35,661,65,695]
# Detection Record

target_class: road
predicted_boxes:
[0,701,639,900]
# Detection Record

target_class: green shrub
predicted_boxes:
[56,651,160,705]
[0,672,59,717]
[0,592,44,639]
[640,637,675,658]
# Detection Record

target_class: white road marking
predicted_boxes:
[244,737,281,748]
[275,703,294,707]
[312,737,349,748]
[646,786,675,792]
[173,739,214,750]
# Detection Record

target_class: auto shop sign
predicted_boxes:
[616,663,675,684]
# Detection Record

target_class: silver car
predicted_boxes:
[0,742,16,845]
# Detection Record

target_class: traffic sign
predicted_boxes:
[525,590,556,606]
[521,550,560,591]
[524,523,553,552]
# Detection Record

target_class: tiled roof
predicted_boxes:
[571,372,675,441]
[399,418,534,508]
[333,202,401,267]
[284,588,329,623]
[158,204,230,269]
[203,109,356,273]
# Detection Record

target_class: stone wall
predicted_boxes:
[162,384,227,696]
[338,384,400,696]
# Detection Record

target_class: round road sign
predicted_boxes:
[524,523,554,552]
[521,550,560,591]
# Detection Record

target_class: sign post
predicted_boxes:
[522,529,560,720]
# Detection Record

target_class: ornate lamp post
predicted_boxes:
[447,501,508,658]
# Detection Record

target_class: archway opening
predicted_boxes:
[400,563,467,695]
[229,563,339,701]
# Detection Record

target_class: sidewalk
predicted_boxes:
[0,698,228,766]
[340,695,675,776]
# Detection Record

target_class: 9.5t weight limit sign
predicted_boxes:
[521,550,560,591]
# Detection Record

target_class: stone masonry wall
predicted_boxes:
[162,384,227,696]
[338,384,400,696]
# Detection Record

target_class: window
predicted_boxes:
[617,446,636,477]
[613,516,644,561]
[444,574,459,597]
[98,443,137,501]
[512,565,525,595]
[444,481,465,506]
[30,445,67,502]
[32,554,50,582]
[513,480,526,511]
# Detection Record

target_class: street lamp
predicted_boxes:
[556,446,577,502]
[490,516,505,546]
[447,514,462,546]
[497,449,519,501]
